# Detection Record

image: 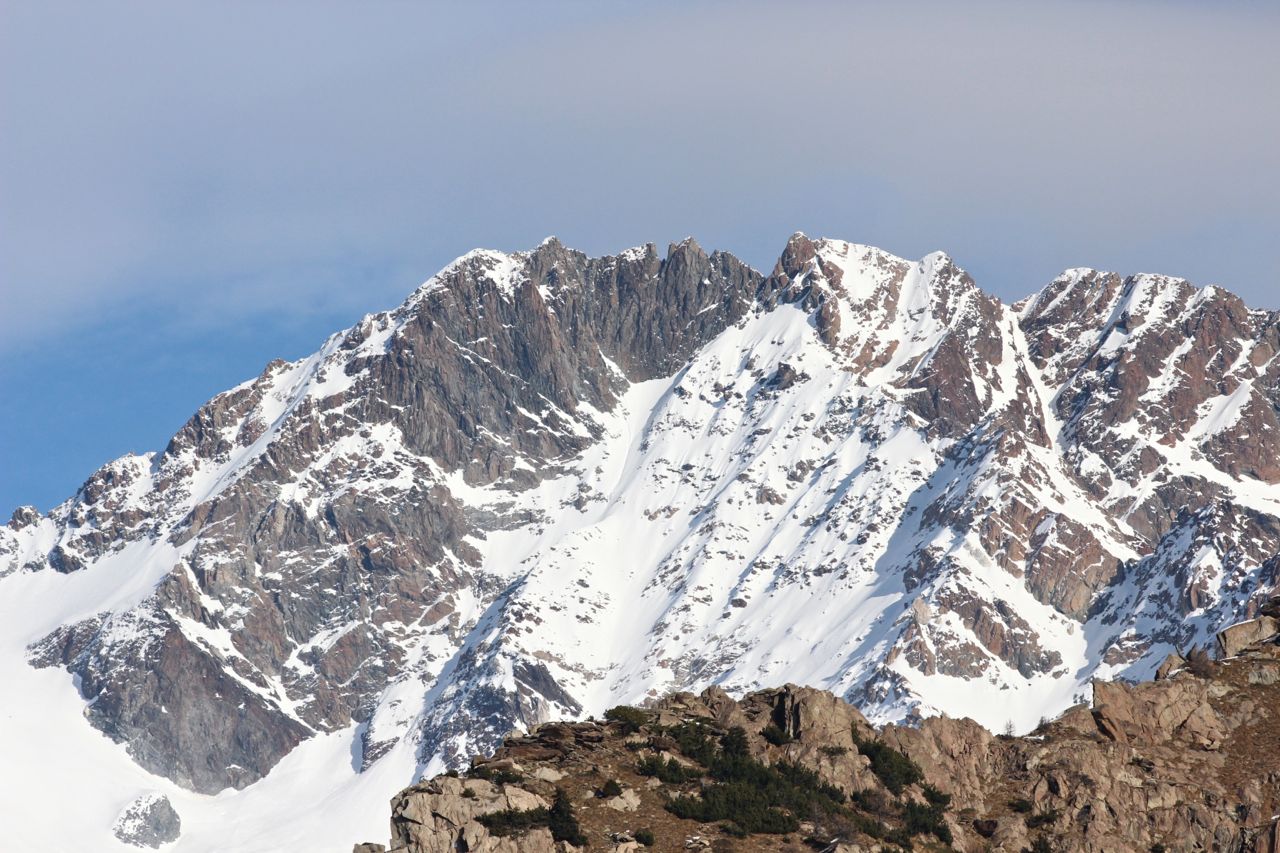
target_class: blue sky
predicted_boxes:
[2,0,1279,514]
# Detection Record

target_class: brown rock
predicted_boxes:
[361,645,1280,853]
[1155,652,1186,679]
[1218,616,1280,658]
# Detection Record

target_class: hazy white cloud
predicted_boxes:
[2,0,1278,349]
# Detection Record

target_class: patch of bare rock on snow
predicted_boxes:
[111,793,181,849]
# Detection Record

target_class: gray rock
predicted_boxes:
[111,793,181,848]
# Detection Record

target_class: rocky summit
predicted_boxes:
[355,614,1280,853]
[2,235,1279,849]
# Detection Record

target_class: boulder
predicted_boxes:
[111,793,181,849]
[1155,651,1186,679]
[603,788,641,812]
[388,777,553,853]
[1217,616,1280,658]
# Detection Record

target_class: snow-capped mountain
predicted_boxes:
[3,234,1277,851]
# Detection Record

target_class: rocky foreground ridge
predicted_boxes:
[355,612,1280,853]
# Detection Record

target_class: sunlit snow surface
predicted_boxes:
[0,534,411,851]
[2,239,1277,851]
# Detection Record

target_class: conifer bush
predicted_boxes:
[761,723,793,745]
[853,736,923,795]
[664,728,846,834]
[477,788,585,846]
[548,788,587,846]
[669,721,718,765]
[604,705,651,733]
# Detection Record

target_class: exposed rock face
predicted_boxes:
[359,623,1280,853]
[3,233,1279,799]
[1220,616,1280,658]
[112,793,181,849]
[388,776,556,853]
[4,239,765,792]
[886,625,1280,852]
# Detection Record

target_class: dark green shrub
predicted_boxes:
[854,738,923,795]
[477,806,551,837]
[468,765,523,785]
[665,738,846,835]
[599,779,623,798]
[634,828,655,847]
[605,705,651,733]
[921,784,951,810]
[720,727,750,758]
[720,821,749,838]
[819,745,848,758]
[884,825,914,848]
[1026,809,1060,829]
[637,755,701,783]
[669,721,718,765]
[548,788,588,846]
[816,810,888,842]
[850,787,890,815]
[1009,798,1034,813]
[668,788,799,834]
[771,762,846,804]
[476,788,584,846]
[762,724,793,745]
[903,800,953,843]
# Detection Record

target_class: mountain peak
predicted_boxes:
[3,233,1277,851]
